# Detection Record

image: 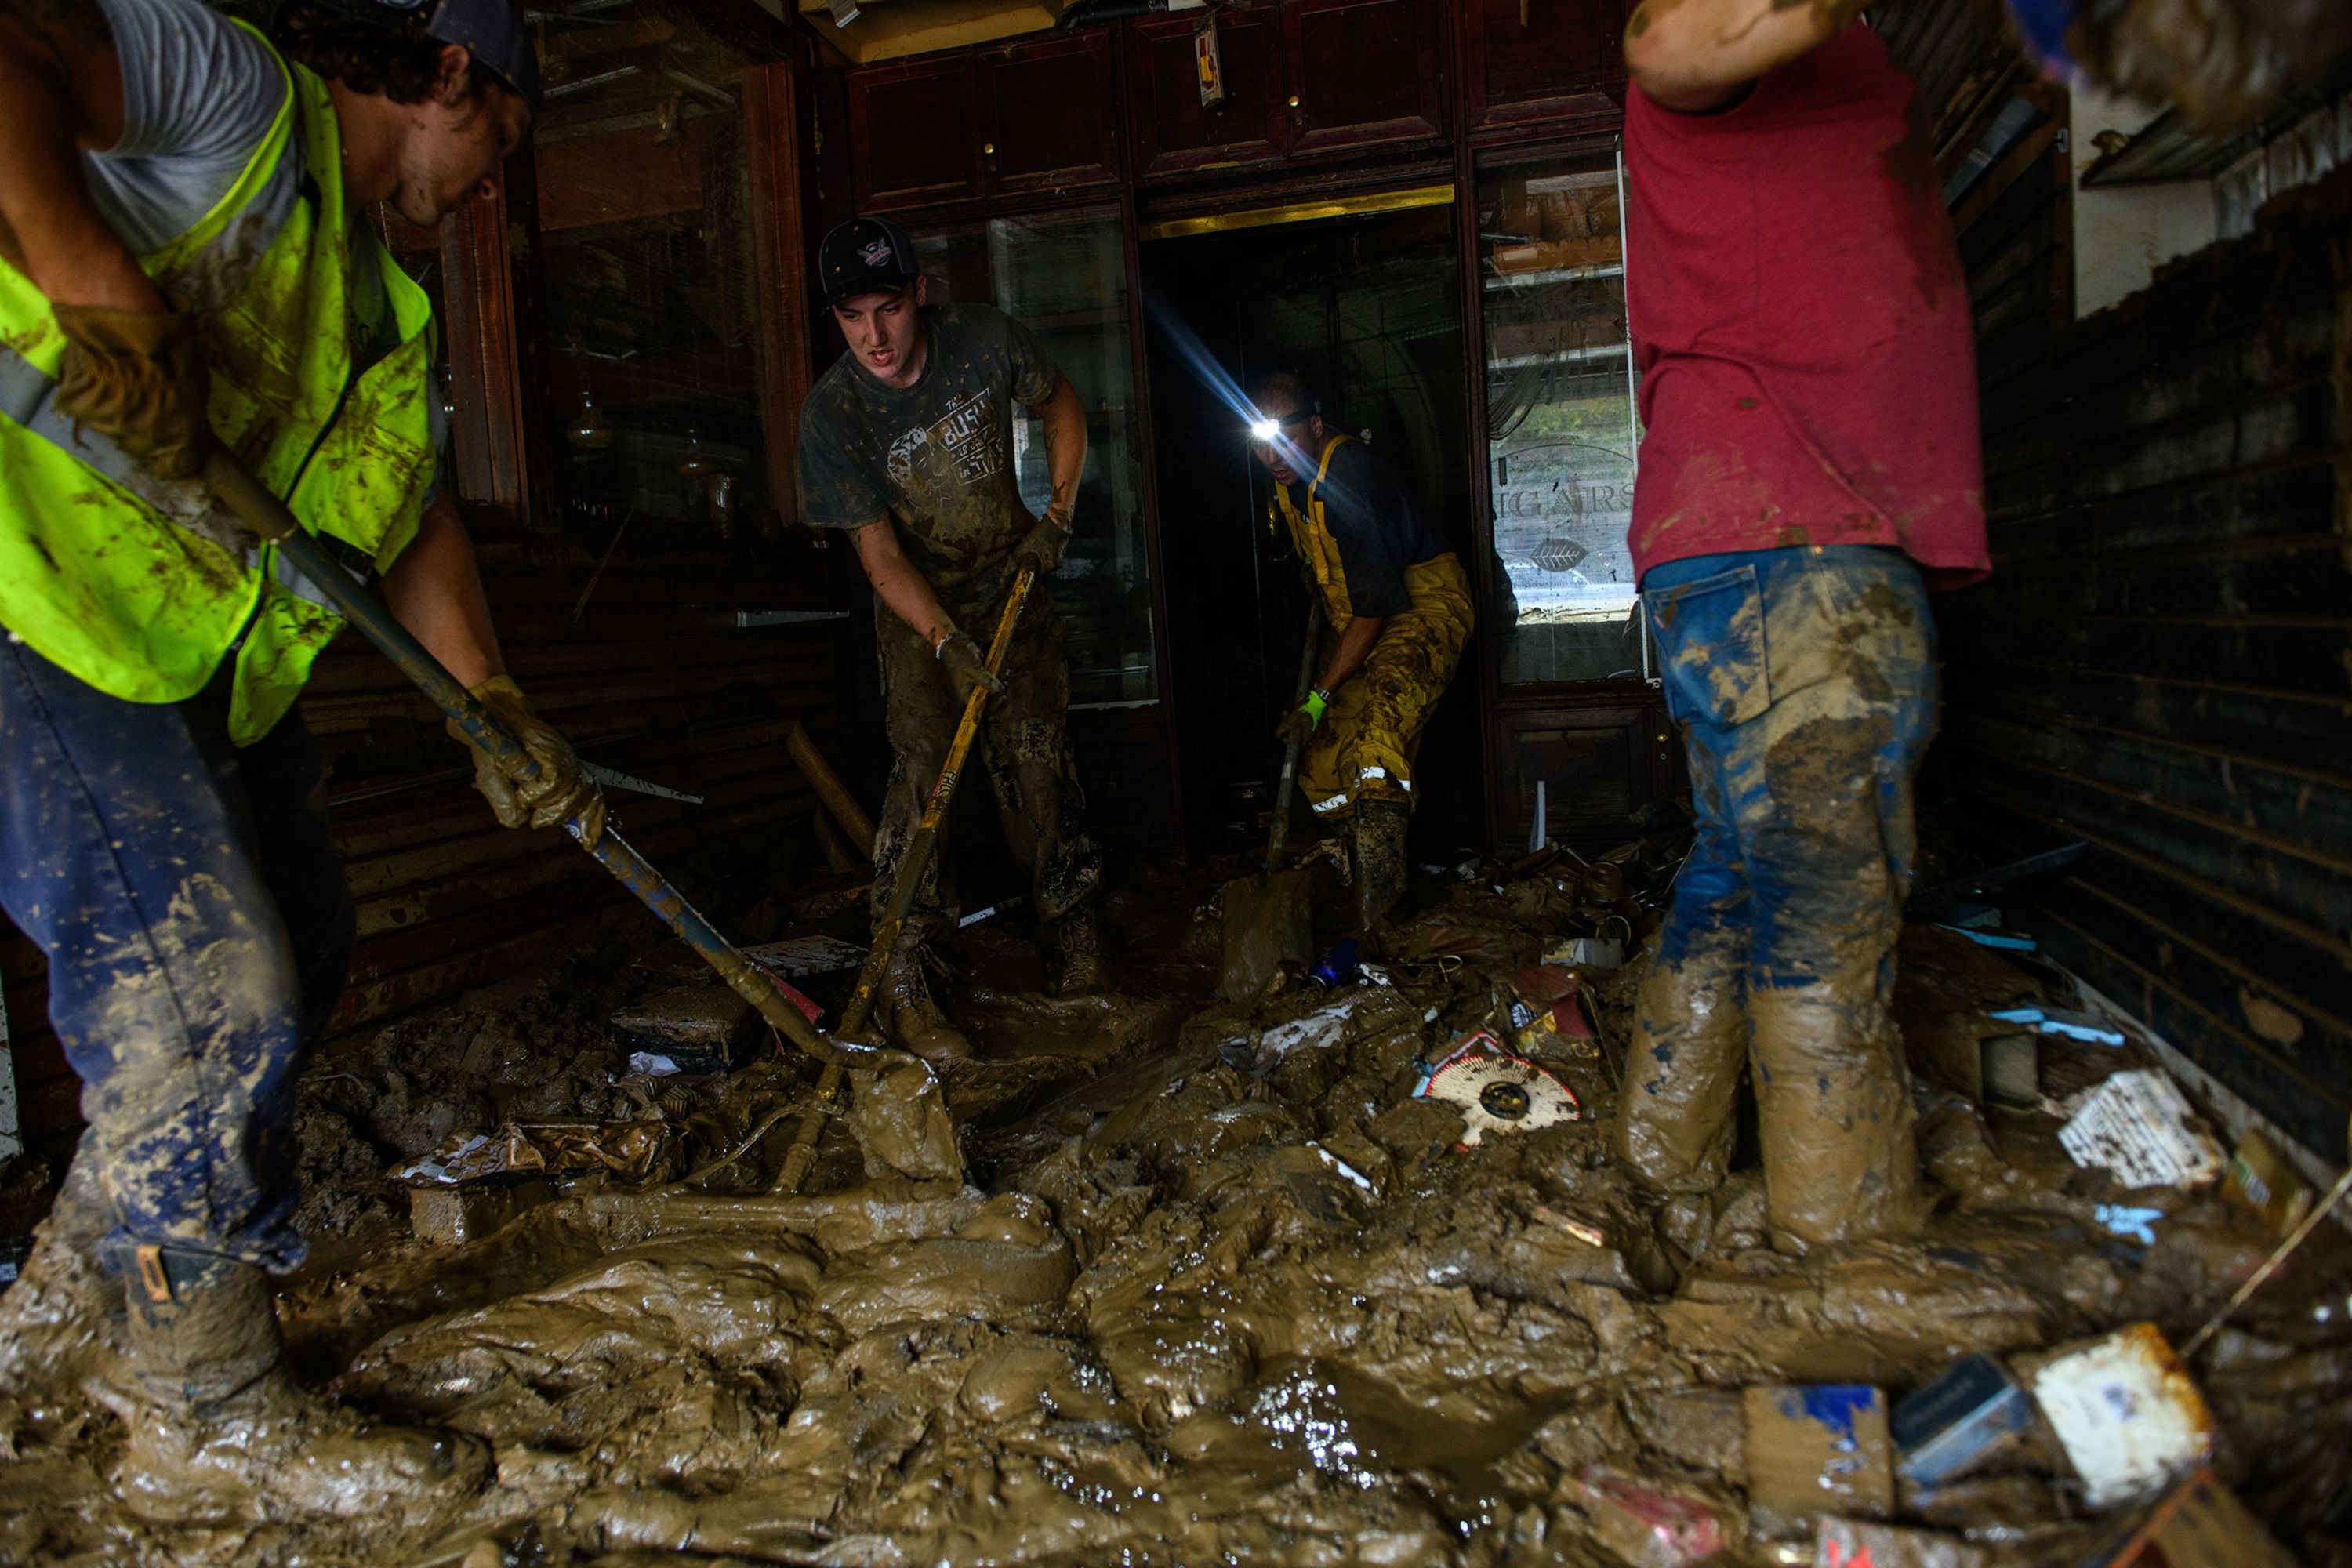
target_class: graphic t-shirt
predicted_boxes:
[797,303,1060,605]
[1624,21,1987,586]
[1282,438,1450,619]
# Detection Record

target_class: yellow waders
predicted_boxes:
[1272,434,1475,818]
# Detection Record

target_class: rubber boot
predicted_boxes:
[884,946,974,1065]
[107,1247,487,1526]
[0,1139,125,1399]
[1353,799,1411,940]
[1046,902,1109,996]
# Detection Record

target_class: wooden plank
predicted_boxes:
[742,60,814,529]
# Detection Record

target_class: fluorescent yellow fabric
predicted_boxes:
[1271,433,1360,633]
[0,34,437,743]
[1298,552,1474,815]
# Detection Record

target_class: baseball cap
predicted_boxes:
[818,216,920,307]
[282,0,543,109]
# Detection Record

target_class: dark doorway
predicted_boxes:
[1141,201,1483,861]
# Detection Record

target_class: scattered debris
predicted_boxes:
[609,983,762,1073]
[2059,1070,2227,1189]
[393,1120,672,1187]
[1890,1352,2034,1488]
[1570,1466,1733,1567]
[408,1178,556,1245]
[1990,1004,2126,1046]
[1815,1515,1987,1568]
[738,933,868,978]
[2028,1323,2217,1509]
[1414,1029,1580,1145]
[2079,1467,2298,1567]
[2222,1128,2316,1236]
[1744,1385,1896,1535]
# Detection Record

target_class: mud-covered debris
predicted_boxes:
[1568,1465,1737,1566]
[1414,1030,1581,1146]
[2059,1071,2227,1189]
[1890,1352,2034,1488]
[1813,1515,1987,1568]
[392,1120,672,1186]
[2220,1128,2317,1236]
[1743,1384,1896,1537]
[2081,1466,2299,1567]
[408,1179,555,1246]
[609,983,762,1073]
[2026,1323,2217,1510]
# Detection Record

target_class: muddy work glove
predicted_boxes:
[1275,688,1329,752]
[448,676,608,846]
[1014,510,1073,574]
[52,304,213,481]
[936,630,1007,706]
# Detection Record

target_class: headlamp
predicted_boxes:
[1248,417,1282,443]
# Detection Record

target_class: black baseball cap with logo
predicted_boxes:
[818,216,920,308]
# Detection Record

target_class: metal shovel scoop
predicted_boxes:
[1219,608,1322,1003]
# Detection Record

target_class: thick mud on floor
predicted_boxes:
[3,851,2349,1566]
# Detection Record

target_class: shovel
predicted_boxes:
[198,453,962,1186]
[770,562,1040,1195]
[1218,607,1322,1003]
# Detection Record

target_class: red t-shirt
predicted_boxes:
[1624,22,1989,587]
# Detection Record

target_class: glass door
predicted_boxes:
[912,207,1156,710]
[1480,154,1643,688]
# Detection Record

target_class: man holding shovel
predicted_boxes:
[797,216,1105,1064]
[1247,372,1474,940]
[0,0,594,1519]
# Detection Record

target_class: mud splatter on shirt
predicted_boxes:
[797,304,1059,609]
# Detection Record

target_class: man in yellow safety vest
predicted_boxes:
[0,0,597,1525]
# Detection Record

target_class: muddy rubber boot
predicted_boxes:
[1047,902,1109,996]
[108,1248,488,1526]
[1353,799,1411,940]
[0,1143,125,1398]
[884,948,975,1066]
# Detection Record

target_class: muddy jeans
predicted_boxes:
[1616,546,1933,1249]
[870,587,1101,949]
[0,641,352,1274]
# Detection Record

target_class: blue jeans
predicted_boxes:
[1616,546,1934,1247]
[0,641,352,1272]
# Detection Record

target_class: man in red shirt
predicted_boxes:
[1612,0,1988,1250]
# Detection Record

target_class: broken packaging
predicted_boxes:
[2027,1323,2216,1511]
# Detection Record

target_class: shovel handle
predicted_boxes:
[1265,605,1323,873]
[772,563,1040,1196]
[199,454,869,1073]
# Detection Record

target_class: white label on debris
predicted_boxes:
[2031,1324,2215,1509]
[1257,1000,1359,1064]
[2058,1069,2223,1189]
[627,1051,681,1078]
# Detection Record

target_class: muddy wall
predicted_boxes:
[1,541,861,1167]
[1938,157,2352,1163]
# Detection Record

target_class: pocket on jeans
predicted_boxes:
[1651,564,1770,728]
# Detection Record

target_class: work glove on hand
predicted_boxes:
[448,675,608,847]
[1014,511,1072,574]
[53,304,212,481]
[936,631,1007,706]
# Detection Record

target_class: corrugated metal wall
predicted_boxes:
[1940,158,2352,1164]
[2,539,858,1167]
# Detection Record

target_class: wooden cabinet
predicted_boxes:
[1126,0,1446,181]
[851,33,1120,211]
[1124,9,1285,180]
[1279,0,1446,158]
[1464,0,1628,140]
[975,31,1121,198]
[850,56,980,210]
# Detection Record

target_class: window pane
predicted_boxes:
[913,209,1156,707]
[533,5,768,545]
[1482,158,1642,686]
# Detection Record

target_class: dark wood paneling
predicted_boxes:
[1461,0,1625,141]
[1941,156,2352,1161]
[976,31,1121,197]
[851,54,981,211]
[536,116,726,232]
[743,60,815,523]
[1124,9,1285,180]
[1280,0,1446,157]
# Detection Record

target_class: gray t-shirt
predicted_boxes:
[797,303,1059,606]
[78,0,436,475]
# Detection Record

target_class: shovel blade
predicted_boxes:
[1219,869,1315,1003]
